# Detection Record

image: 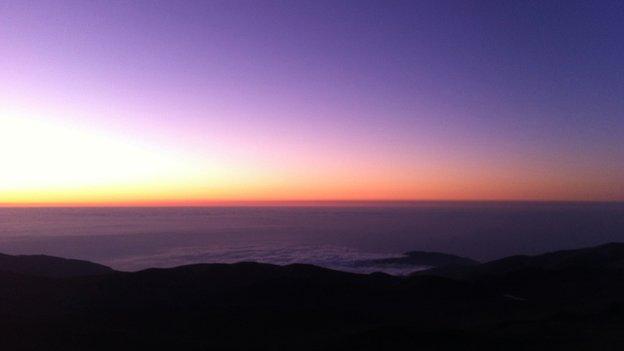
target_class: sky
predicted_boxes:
[1,0,623,205]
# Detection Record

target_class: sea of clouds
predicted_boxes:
[107,243,428,275]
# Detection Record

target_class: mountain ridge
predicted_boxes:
[0,252,113,278]
[2,243,624,350]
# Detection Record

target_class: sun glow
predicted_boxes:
[0,108,212,204]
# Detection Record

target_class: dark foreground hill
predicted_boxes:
[417,242,624,279]
[2,244,624,350]
[0,252,113,278]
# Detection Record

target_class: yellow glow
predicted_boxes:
[0,108,221,205]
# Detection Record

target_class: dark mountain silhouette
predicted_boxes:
[418,242,624,280]
[1,243,624,350]
[356,250,479,269]
[0,252,113,278]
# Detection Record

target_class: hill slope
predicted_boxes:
[418,242,624,280]
[0,253,113,278]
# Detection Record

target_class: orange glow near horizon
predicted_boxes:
[1,109,622,206]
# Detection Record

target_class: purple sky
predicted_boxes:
[1,0,623,203]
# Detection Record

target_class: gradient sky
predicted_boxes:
[1,0,623,204]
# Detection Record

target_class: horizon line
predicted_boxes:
[1,199,623,208]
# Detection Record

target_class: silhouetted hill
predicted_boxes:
[418,242,624,280]
[0,253,113,278]
[1,243,624,350]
